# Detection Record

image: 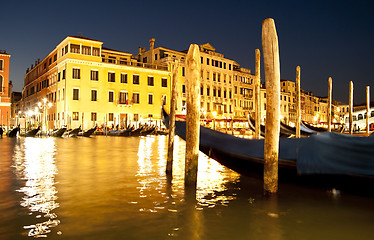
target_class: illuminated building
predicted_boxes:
[136,39,254,120]
[22,36,170,130]
[0,50,11,128]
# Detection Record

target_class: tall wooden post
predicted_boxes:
[254,49,261,139]
[167,60,179,174]
[185,44,201,187]
[349,81,354,134]
[366,86,370,134]
[295,66,301,138]
[262,18,280,194]
[327,77,332,132]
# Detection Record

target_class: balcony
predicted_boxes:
[102,58,168,71]
[117,99,133,107]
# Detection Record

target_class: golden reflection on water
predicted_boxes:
[13,138,59,238]
[136,135,240,213]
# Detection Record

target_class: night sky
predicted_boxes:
[1,0,373,105]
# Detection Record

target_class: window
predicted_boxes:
[207,58,210,65]
[207,71,210,80]
[73,88,79,100]
[92,47,100,56]
[161,77,167,87]
[82,46,91,55]
[201,57,203,64]
[121,73,127,83]
[133,75,140,84]
[109,91,114,102]
[62,69,66,79]
[91,70,98,81]
[91,112,97,121]
[91,89,97,101]
[182,85,186,93]
[0,75,3,92]
[148,76,154,86]
[201,86,203,95]
[58,72,61,82]
[0,59,3,70]
[73,112,79,121]
[213,73,216,81]
[70,44,80,54]
[108,72,115,82]
[206,87,210,96]
[134,114,139,122]
[148,94,153,104]
[133,93,140,104]
[119,92,128,104]
[108,113,114,121]
[182,67,185,76]
[72,68,80,79]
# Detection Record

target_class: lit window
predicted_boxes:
[72,68,80,79]
[73,112,79,120]
[73,88,79,100]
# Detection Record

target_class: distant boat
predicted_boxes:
[162,107,374,190]
[79,126,97,137]
[22,126,40,137]
[49,127,67,137]
[7,126,20,137]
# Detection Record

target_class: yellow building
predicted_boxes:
[22,36,170,130]
[136,39,254,121]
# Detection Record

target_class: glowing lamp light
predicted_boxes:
[212,111,217,117]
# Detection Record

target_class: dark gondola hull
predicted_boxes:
[50,127,67,137]
[23,127,40,137]
[81,126,97,137]
[161,107,374,191]
[7,126,20,137]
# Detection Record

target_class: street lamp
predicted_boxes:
[38,98,52,133]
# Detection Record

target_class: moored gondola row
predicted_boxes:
[1,125,166,138]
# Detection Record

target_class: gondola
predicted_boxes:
[130,127,144,137]
[79,126,97,137]
[248,116,292,138]
[67,127,81,137]
[7,126,20,137]
[117,128,133,137]
[49,127,67,137]
[280,121,316,136]
[21,126,40,137]
[140,126,156,136]
[162,107,374,190]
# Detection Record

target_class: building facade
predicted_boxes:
[0,50,11,128]
[22,36,170,130]
[136,39,255,121]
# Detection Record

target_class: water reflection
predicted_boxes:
[13,138,59,238]
[135,135,240,213]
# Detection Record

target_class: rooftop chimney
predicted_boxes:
[149,38,155,51]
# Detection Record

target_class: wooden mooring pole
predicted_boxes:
[367,86,370,134]
[349,81,354,134]
[185,44,201,187]
[262,18,280,194]
[327,77,332,132]
[295,66,301,138]
[254,49,261,139]
[166,60,179,174]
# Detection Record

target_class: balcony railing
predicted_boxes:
[102,58,168,71]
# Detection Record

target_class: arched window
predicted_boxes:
[358,114,363,120]
[371,111,374,117]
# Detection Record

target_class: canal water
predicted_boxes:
[0,135,373,240]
